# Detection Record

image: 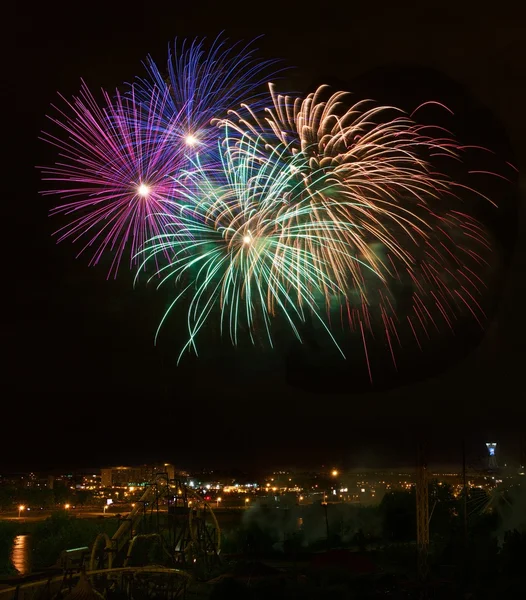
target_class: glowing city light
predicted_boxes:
[486,442,497,456]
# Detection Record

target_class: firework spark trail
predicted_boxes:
[39,82,188,278]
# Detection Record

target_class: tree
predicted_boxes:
[379,490,416,542]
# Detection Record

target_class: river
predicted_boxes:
[11,535,31,576]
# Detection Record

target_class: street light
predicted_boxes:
[65,504,70,510]
[216,497,222,509]
[331,470,339,477]
[245,498,250,507]
[18,505,25,518]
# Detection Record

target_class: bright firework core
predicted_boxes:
[185,134,198,147]
[243,235,252,245]
[137,184,150,197]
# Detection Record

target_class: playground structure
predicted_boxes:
[0,473,221,600]
[89,473,220,573]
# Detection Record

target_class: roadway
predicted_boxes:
[0,505,250,522]
[0,510,114,522]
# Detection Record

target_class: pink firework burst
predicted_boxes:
[39,81,186,278]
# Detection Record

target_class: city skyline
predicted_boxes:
[2,433,524,474]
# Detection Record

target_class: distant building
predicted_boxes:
[486,442,498,469]
[101,464,177,488]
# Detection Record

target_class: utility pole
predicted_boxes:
[461,439,470,589]
[321,499,330,551]
[462,440,468,548]
[416,444,429,584]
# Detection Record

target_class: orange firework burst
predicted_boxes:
[216,84,500,380]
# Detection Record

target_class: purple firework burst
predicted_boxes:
[40,82,185,278]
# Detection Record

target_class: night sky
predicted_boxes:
[6,1,526,473]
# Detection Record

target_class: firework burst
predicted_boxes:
[217,84,499,378]
[220,85,468,295]
[133,34,282,165]
[39,37,505,380]
[40,83,185,277]
[136,132,378,361]
[40,36,282,277]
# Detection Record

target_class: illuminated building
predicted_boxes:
[486,442,498,469]
[101,464,176,488]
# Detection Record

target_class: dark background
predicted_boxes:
[5,1,525,472]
